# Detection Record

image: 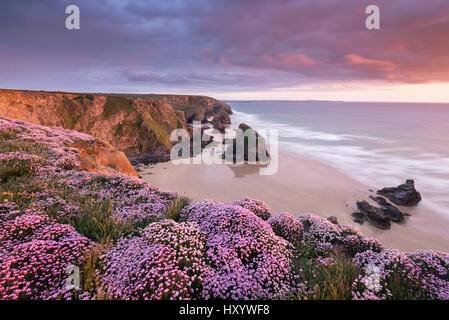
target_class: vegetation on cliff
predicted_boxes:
[1,118,448,300]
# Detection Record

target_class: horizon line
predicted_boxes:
[1,87,449,105]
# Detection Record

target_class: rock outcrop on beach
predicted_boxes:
[352,180,420,229]
[369,196,407,222]
[377,180,422,206]
[353,201,392,230]
[1,117,449,301]
[222,123,270,163]
[0,89,231,163]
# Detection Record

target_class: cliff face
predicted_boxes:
[0,89,231,158]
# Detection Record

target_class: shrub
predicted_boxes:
[0,129,16,140]
[297,214,341,256]
[352,249,449,300]
[232,197,272,220]
[337,225,384,257]
[181,200,294,299]
[0,214,92,300]
[268,212,304,245]
[101,220,209,300]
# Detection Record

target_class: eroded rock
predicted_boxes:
[377,180,422,206]
[369,196,406,223]
[353,201,391,230]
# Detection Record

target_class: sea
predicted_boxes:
[228,101,449,218]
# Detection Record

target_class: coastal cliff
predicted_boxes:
[0,89,231,160]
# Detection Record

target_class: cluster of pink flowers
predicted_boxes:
[54,156,81,170]
[337,225,384,257]
[0,213,92,299]
[54,170,177,224]
[352,249,449,300]
[267,212,304,245]
[101,220,209,300]
[296,214,341,255]
[180,200,294,299]
[0,152,45,176]
[232,197,272,220]
[0,118,93,167]
[267,213,383,258]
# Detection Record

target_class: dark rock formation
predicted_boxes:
[128,153,170,165]
[213,121,226,133]
[369,196,407,223]
[327,216,339,225]
[353,201,391,230]
[221,123,270,163]
[377,180,422,206]
[351,212,366,224]
[212,110,231,125]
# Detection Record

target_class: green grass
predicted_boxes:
[141,112,171,146]
[291,244,361,300]
[171,104,202,120]
[0,139,48,156]
[47,196,133,243]
[103,96,135,118]
[0,130,17,140]
[0,158,45,183]
[60,97,87,129]
[166,197,191,222]
[113,119,142,138]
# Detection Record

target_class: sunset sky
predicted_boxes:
[1,0,449,102]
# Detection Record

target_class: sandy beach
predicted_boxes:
[139,150,449,252]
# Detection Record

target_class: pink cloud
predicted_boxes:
[344,54,398,72]
[261,54,276,64]
[278,53,317,67]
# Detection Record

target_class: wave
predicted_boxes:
[231,110,381,142]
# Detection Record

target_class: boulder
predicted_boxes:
[354,201,391,230]
[369,196,406,223]
[212,110,231,125]
[213,121,226,133]
[222,123,270,163]
[327,216,339,225]
[377,180,422,206]
[351,212,366,224]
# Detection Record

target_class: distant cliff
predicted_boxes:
[0,89,232,160]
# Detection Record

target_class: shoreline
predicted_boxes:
[138,149,449,252]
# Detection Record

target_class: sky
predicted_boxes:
[1,0,449,102]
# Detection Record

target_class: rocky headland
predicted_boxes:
[0,89,232,165]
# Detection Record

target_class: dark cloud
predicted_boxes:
[0,0,448,93]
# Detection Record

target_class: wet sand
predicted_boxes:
[138,150,449,252]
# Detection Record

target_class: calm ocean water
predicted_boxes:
[228,101,449,217]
